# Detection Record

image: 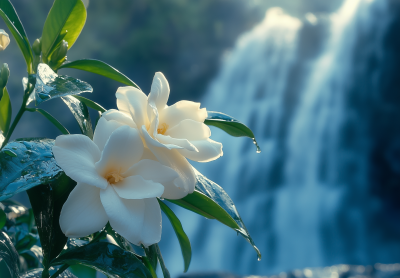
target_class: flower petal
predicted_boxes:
[102,109,137,128]
[156,134,198,152]
[95,126,144,176]
[159,100,207,128]
[116,86,149,127]
[112,175,164,199]
[148,72,170,111]
[122,159,179,183]
[141,198,162,247]
[178,139,223,162]
[166,119,211,141]
[93,117,124,151]
[53,135,108,189]
[100,186,144,245]
[146,145,196,195]
[60,183,108,238]
[141,126,183,150]
[123,158,186,199]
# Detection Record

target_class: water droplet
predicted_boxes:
[4,150,17,157]
[252,138,261,153]
[258,257,261,261]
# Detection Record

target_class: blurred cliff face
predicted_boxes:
[0,0,343,140]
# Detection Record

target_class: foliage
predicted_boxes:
[0,1,261,277]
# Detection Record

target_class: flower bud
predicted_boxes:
[51,40,68,64]
[32,38,41,55]
[0,63,10,89]
[0,29,10,51]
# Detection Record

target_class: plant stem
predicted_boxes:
[1,85,33,148]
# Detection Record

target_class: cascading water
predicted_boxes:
[160,0,400,276]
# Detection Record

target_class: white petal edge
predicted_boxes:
[141,125,183,150]
[156,134,198,152]
[112,175,164,200]
[95,126,144,176]
[122,159,179,184]
[53,136,108,189]
[149,72,170,111]
[102,109,137,128]
[158,100,207,129]
[93,117,124,151]
[141,198,162,247]
[166,119,211,141]
[100,186,145,246]
[116,87,149,127]
[60,183,108,238]
[177,138,223,162]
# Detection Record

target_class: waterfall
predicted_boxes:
[160,0,400,276]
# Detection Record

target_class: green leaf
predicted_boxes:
[73,95,106,113]
[20,267,77,278]
[196,170,261,260]
[50,242,153,278]
[41,0,87,60]
[205,111,261,153]
[61,95,94,139]
[35,63,93,105]
[27,173,76,266]
[0,208,6,229]
[158,200,191,272]
[153,244,170,278]
[0,138,63,202]
[59,59,140,89]
[105,224,134,252]
[142,245,157,274]
[0,88,12,135]
[0,1,33,73]
[0,231,20,278]
[15,232,38,252]
[26,108,69,135]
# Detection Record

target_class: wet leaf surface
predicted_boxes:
[193,170,261,260]
[61,95,94,139]
[158,200,191,272]
[20,266,77,278]
[0,231,20,278]
[205,111,261,153]
[34,64,92,105]
[51,242,153,278]
[0,138,62,202]
[27,173,76,266]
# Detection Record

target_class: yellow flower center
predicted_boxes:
[105,171,124,184]
[157,123,168,135]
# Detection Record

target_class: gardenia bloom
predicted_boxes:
[0,30,10,51]
[53,118,179,246]
[103,72,223,198]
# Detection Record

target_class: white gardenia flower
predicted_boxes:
[0,30,10,51]
[102,72,223,198]
[53,118,179,246]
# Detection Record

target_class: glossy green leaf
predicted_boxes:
[158,200,191,272]
[0,1,32,73]
[51,242,153,278]
[41,0,86,60]
[154,244,170,278]
[35,64,93,105]
[59,59,140,89]
[73,95,106,113]
[20,267,77,278]
[195,170,261,260]
[0,208,6,229]
[142,245,157,274]
[105,224,134,252]
[0,88,12,135]
[0,138,63,202]
[205,111,260,153]
[15,232,38,252]
[26,108,69,135]
[27,173,76,266]
[61,95,94,139]
[20,245,43,269]
[0,231,20,278]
